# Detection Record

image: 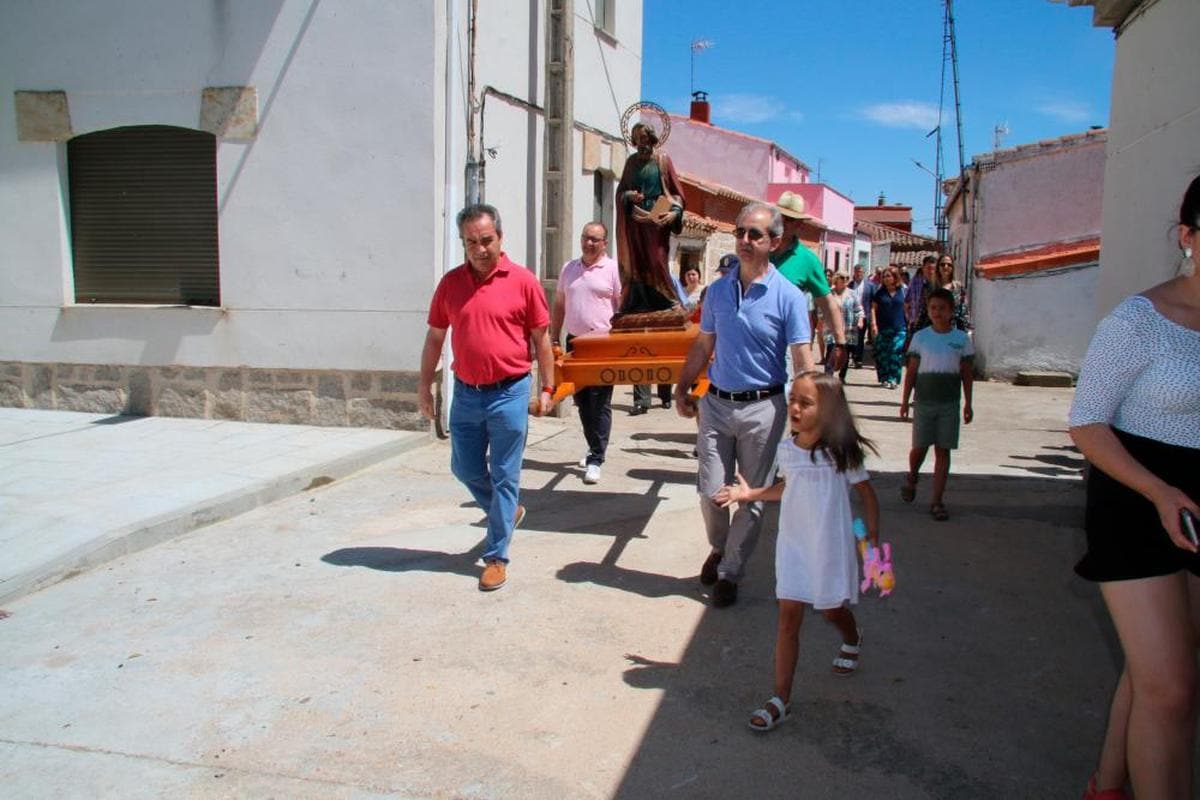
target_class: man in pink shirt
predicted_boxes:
[419,204,554,592]
[551,222,622,484]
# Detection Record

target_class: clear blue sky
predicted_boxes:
[640,0,1115,236]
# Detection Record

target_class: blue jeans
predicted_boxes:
[449,375,530,563]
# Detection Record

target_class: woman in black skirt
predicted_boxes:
[1069,175,1200,800]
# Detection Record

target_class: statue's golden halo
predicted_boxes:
[620,101,671,148]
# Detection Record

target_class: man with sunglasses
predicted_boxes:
[673,203,813,608]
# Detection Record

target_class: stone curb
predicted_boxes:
[0,433,430,605]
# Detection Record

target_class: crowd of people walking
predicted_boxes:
[417,176,1200,795]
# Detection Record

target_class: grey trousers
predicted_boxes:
[696,391,788,582]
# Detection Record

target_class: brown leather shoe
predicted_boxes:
[479,560,507,592]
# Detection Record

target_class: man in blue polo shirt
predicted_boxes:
[673,202,813,607]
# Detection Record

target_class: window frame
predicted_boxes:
[66,124,220,307]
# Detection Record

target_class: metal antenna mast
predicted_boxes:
[934,0,968,249]
[993,122,1009,150]
[946,0,967,183]
[933,6,948,247]
[944,0,970,300]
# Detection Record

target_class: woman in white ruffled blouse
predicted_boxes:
[1069,175,1200,800]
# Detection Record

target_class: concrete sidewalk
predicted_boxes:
[0,409,427,604]
[0,377,1110,799]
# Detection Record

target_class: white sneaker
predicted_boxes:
[583,463,602,484]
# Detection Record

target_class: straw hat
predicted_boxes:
[775,191,807,219]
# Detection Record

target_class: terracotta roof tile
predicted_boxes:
[681,211,718,234]
[677,171,758,205]
[855,219,938,251]
[890,250,942,267]
[678,171,828,230]
[975,237,1101,278]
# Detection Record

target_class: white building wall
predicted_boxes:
[481,98,545,271]
[972,264,1099,379]
[475,0,638,275]
[853,234,872,269]
[1095,0,1200,318]
[573,2,642,136]
[0,0,439,372]
[0,0,641,381]
[566,1,640,267]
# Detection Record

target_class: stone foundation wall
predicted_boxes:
[0,362,431,430]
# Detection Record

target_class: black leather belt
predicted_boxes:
[455,373,528,391]
[708,384,784,402]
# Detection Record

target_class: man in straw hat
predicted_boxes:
[770,191,848,371]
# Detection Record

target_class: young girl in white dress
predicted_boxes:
[715,370,881,732]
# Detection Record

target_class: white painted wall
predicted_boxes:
[1095,0,1200,318]
[0,0,641,374]
[0,0,438,371]
[467,0,639,276]
[481,97,545,271]
[573,1,641,136]
[853,234,871,269]
[568,1,640,265]
[971,264,1099,378]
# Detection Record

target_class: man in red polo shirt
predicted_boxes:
[419,204,554,592]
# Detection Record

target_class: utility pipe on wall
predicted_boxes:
[439,0,466,435]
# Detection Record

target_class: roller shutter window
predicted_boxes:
[68,125,219,305]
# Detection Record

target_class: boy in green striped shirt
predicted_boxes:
[899,288,975,521]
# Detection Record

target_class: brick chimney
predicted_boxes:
[690,91,710,125]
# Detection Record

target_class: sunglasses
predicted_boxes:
[581,235,606,243]
[733,226,768,242]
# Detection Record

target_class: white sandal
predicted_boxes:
[832,629,863,675]
[748,696,789,732]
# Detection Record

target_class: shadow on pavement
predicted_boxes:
[321,543,484,577]
[856,414,912,424]
[557,561,703,602]
[620,446,694,460]
[602,470,1117,799]
[92,414,144,425]
[630,431,698,445]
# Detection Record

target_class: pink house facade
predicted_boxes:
[665,114,809,197]
[665,112,856,273]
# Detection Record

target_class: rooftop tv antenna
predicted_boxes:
[993,122,1009,150]
[690,38,713,95]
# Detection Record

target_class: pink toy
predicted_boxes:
[860,542,895,597]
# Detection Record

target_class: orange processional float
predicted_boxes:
[539,101,709,414]
[543,315,709,412]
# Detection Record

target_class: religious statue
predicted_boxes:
[613,103,688,327]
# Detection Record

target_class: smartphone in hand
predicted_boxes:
[1181,509,1199,548]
